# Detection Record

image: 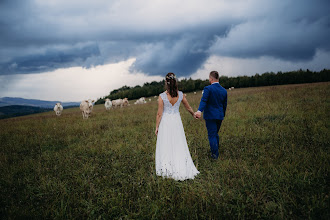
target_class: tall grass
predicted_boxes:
[0,82,329,219]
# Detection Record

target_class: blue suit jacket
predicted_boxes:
[198,83,227,120]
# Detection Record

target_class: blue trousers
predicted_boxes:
[205,119,222,159]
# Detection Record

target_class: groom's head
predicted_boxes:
[209,71,219,84]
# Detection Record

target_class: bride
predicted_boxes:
[155,72,199,181]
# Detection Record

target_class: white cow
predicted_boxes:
[112,98,129,108]
[149,98,151,102]
[53,103,63,116]
[194,92,197,94]
[134,97,146,105]
[80,99,95,119]
[104,98,112,110]
[122,98,129,107]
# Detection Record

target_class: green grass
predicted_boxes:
[0,82,329,219]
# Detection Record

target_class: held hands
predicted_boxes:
[194,111,202,119]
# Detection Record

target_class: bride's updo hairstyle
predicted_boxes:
[165,72,178,97]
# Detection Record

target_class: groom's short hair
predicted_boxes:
[210,71,219,80]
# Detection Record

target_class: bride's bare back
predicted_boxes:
[166,92,179,106]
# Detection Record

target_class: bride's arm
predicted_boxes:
[182,94,195,117]
[155,96,164,135]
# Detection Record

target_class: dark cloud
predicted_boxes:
[0,0,329,77]
[0,44,100,74]
[211,0,330,61]
[131,28,228,76]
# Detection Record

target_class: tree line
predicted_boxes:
[96,69,330,104]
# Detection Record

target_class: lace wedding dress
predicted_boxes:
[155,91,199,181]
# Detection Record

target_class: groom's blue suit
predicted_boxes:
[198,82,227,159]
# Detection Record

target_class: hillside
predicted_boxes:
[0,82,329,219]
[0,105,52,119]
[0,97,80,108]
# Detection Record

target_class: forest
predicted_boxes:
[96,69,330,104]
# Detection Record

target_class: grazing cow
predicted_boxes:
[104,98,112,110]
[122,98,129,107]
[194,92,197,94]
[80,99,95,119]
[134,97,146,105]
[149,98,151,102]
[53,103,63,116]
[112,99,122,108]
[112,98,129,108]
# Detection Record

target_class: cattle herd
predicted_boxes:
[53,97,152,119]
[54,89,234,119]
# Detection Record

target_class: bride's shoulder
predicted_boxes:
[159,91,166,98]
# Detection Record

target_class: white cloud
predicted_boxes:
[191,49,330,79]
[1,50,329,101]
[0,58,163,102]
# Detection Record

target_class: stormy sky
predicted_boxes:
[0,0,329,101]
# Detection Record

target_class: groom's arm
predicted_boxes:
[198,87,210,112]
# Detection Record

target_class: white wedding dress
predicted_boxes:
[155,91,199,181]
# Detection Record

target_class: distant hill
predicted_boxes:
[0,97,80,119]
[0,97,80,108]
[0,105,52,119]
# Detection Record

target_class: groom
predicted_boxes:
[195,71,227,159]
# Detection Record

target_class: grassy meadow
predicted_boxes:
[0,82,329,219]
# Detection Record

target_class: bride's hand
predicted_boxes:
[155,127,159,136]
